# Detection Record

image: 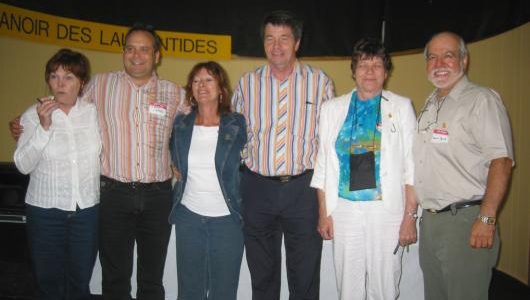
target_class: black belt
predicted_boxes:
[425,200,482,214]
[101,176,171,190]
[243,165,312,183]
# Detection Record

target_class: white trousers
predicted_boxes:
[332,200,403,300]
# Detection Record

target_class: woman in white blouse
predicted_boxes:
[310,38,418,299]
[14,48,101,300]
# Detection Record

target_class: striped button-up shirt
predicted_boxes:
[83,71,187,183]
[232,62,334,176]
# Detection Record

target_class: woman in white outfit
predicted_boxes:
[311,38,418,300]
[14,48,100,300]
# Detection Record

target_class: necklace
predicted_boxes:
[417,93,447,133]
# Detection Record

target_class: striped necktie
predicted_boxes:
[274,79,289,174]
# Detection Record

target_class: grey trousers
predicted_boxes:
[419,205,499,300]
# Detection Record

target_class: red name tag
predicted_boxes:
[431,128,449,143]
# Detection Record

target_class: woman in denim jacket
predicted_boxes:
[169,61,247,300]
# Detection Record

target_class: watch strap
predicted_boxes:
[477,214,496,225]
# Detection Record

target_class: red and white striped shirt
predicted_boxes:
[83,71,187,183]
[232,62,334,176]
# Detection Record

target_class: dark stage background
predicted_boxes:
[2,0,529,57]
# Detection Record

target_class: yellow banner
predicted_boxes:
[0,3,232,60]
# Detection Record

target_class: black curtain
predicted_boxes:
[2,0,529,56]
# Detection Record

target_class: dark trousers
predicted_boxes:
[26,204,99,300]
[99,176,172,300]
[241,169,323,300]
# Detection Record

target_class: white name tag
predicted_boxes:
[431,128,449,143]
[149,102,167,117]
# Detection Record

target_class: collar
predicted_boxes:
[445,75,469,102]
[118,70,158,90]
[351,89,391,102]
[428,75,469,104]
[179,110,197,127]
[53,97,83,117]
[263,61,307,80]
[178,110,236,129]
[424,75,469,107]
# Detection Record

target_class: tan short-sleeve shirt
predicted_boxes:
[413,76,514,210]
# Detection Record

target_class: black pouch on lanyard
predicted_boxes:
[349,151,376,191]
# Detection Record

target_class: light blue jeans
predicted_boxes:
[174,204,244,300]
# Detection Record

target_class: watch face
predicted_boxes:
[480,216,496,225]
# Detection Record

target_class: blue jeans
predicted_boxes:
[26,204,99,300]
[174,204,244,300]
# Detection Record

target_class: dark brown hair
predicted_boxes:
[350,38,392,74]
[185,61,232,114]
[261,10,303,42]
[124,23,162,53]
[45,48,90,95]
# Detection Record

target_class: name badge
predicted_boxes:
[431,128,449,143]
[149,102,167,117]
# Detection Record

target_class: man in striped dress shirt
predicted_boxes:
[232,10,335,300]
[9,24,188,299]
[83,24,187,300]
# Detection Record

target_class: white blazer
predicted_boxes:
[310,89,416,216]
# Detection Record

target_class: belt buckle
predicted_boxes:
[279,176,291,183]
[427,208,438,214]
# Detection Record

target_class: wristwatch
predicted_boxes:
[407,210,418,220]
[477,214,496,225]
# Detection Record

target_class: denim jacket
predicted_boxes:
[168,110,247,224]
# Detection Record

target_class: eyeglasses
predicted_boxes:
[417,94,447,133]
